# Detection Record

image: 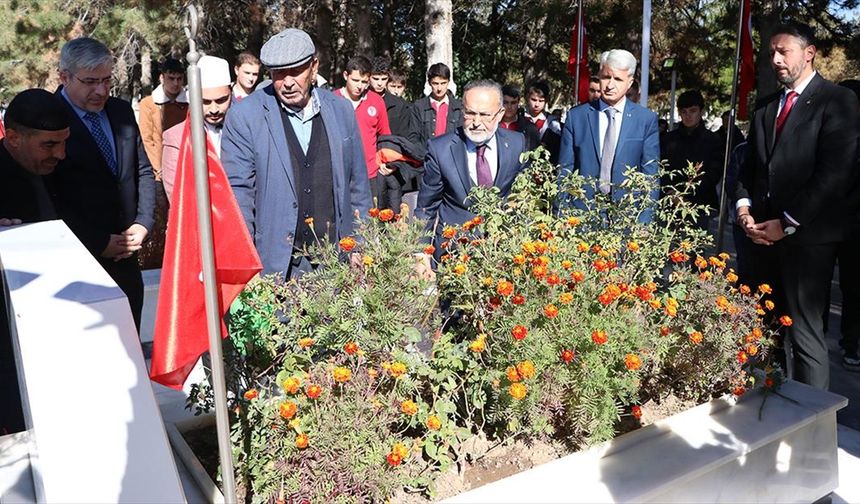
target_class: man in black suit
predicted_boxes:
[416,80,527,263]
[48,37,156,331]
[734,22,860,389]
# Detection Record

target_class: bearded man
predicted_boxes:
[416,79,527,261]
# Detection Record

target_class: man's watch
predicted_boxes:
[780,218,797,236]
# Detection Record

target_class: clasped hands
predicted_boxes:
[737,213,784,246]
[102,223,148,261]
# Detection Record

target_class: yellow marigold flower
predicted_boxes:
[298,337,314,348]
[509,382,527,400]
[288,418,301,430]
[516,360,536,379]
[694,256,708,270]
[392,442,409,459]
[482,276,494,287]
[567,216,581,226]
[680,241,691,250]
[400,400,418,416]
[559,292,574,304]
[561,260,573,270]
[426,415,442,431]
[758,284,772,294]
[453,264,467,275]
[295,433,309,449]
[469,338,486,353]
[716,296,730,310]
[521,242,537,255]
[577,242,589,253]
[719,252,730,261]
[363,255,374,266]
[389,361,407,378]
[726,271,739,283]
[649,299,662,309]
[765,300,775,311]
[627,241,640,252]
[367,367,378,379]
[513,267,522,276]
[513,254,527,265]
[282,376,302,394]
[332,366,352,383]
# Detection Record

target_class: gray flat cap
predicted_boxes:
[260,28,316,70]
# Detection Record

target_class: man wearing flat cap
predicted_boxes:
[48,37,156,331]
[162,55,233,202]
[0,89,69,224]
[222,28,372,278]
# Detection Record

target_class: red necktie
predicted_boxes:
[432,101,449,137]
[775,90,798,141]
[533,118,546,131]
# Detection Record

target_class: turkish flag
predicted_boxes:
[149,119,262,390]
[567,15,591,105]
[738,0,755,120]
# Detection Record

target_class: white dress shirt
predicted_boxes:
[597,97,626,154]
[465,135,499,186]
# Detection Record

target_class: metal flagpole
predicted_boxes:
[715,0,746,252]
[574,0,584,105]
[182,5,237,502]
[639,0,652,107]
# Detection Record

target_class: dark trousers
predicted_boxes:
[778,241,839,389]
[838,235,860,355]
[102,257,144,332]
[369,175,384,209]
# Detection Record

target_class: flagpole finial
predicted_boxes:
[183,4,201,64]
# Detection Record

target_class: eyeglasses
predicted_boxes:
[464,108,503,122]
[70,74,113,88]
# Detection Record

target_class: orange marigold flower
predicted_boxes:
[752,327,763,339]
[560,260,573,270]
[423,245,436,255]
[511,293,526,305]
[624,353,642,371]
[243,389,258,400]
[304,217,314,226]
[627,241,640,253]
[513,254,527,265]
[737,350,749,364]
[592,330,608,345]
[389,362,407,378]
[509,382,528,400]
[716,296,730,310]
[279,401,297,420]
[591,244,602,254]
[298,337,314,348]
[543,303,559,318]
[305,383,323,400]
[746,344,759,356]
[547,273,561,286]
[571,270,585,283]
[577,242,589,253]
[497,280,514,297]
[733,386,746,396]
[699,271,713,281]
[532,265,547,279]
[669,251,689,263]
[660,326,671,337]
[426,415,442,431]
[295,433,309,449]
[506,366,522,382]
[726,271,739,283]
[379,208,395,222]
[522,242,537,255]
[333,367,352,383]
[650,299,663,310]
[631,405,642,419]
[689,331,703,345]
[534,241,549,254]
[516,360,536,379]
[560,348,575,364]
[471,216,483,226]
[344,341,360,355]
[282,376,302,394]
[512,325,528,340]
[758,284,773,294]
[401,400,418,416]
[386,452,403,467]
[593,259,610,272]
[780,315,793,327]
[559,292,574,305]
[765,377,775,388]
[339,236,357,252]
[765,300,775,311]
[567,216,581,226]
[739,284,751,295]
[442,226,457,239]
[368,208,380,217]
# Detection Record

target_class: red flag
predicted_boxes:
[738,0,755,120]
[567,14,591,104]
[150,120,262,389]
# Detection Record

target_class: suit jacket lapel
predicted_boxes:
[263,92,297,199]
[763,97,779,157]
[452,133,472,198]
[319,93,344,220]
[587,104,600,160]
[60,97,108,172]
[494,131,515,190]
[104,101,127,177]
[777,74,823,146]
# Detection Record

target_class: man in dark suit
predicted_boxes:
[735,22,859,389]
[558,49,661,219]
[48,37,155,331]
[222,28,371,279]
[416,80,527,262]
[410,63,464,149]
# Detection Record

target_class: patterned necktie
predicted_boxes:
[476,143,493,187]
[599,107,618,194]
[774,90,798,142]
[84,112,118,175]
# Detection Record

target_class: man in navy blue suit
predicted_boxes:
[558,49,660,216]
[222,28,371,279]
[416,80,527,262]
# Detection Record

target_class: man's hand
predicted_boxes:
[737,211,772,246]
[122,223,149,248]
[0,218,22,227]
[102,234,138,260]
[378,163,396,177]
[752,219,785,244]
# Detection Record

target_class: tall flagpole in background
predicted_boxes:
[639,0,652,106]
[182,5,238,501]
[716,0,749,252]
[574,0,584,105]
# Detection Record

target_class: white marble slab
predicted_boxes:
[0,220,185,503]
[446,380,846,503]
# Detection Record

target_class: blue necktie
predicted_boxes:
[84,112,118,175]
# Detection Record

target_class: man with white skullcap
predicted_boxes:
[161,55,233,201]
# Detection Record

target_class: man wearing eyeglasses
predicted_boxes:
[48,37,155,332]
[416,79,527,263]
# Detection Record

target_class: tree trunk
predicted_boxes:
[246,0,266,56]
[755,0,780,98]
[316,0,335,82]
[141,45,152,95]
[353,0,374,55]
[378,0,395,58]
[425,0,454,82]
